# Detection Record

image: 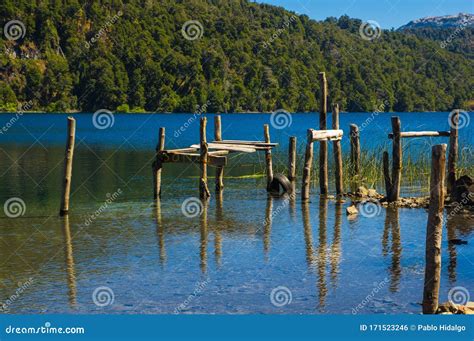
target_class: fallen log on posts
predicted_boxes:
[213,140,278,147]
[311,129,343,141]
[422,144,447,314]
[388,131,450,139]
[190,143,258,153]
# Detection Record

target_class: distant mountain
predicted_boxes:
[398,13,474,59]
[398,13,474,30]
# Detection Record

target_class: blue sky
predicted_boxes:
[258,0,474,29]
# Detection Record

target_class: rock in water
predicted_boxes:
[346,205,358,215]
[453,175,473,205]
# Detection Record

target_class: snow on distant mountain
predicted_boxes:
[398,13,474,30]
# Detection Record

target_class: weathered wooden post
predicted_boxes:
[302,129,314,201]
[214,115,224,192]
[332,104,343,197]
[422,144,447,314]
[264,124,274,191]
[319,72,328,195]
[60,117,76,216]
[383,151,392,199]
[447,110,459,196]
[200,117,210,199]
[349,124,360,178]
[389,117,402,202]
[288,136,296,181]
[153,127,165,199]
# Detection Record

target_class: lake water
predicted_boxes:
[0,112,472,314]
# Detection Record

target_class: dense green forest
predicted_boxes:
[1,0,473,113]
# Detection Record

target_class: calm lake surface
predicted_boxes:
[0,112,472,314]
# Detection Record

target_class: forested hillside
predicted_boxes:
[1,0,473,113]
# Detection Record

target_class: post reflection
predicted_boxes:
[330,202,342,289]
[382,207,402,292]
[264,195,273,258]
[61,215,77,307]
[200,199,209,274]
[155,199,166,265]
[214,192,223,267]
[317,198,328,310]
[302,201,316,270]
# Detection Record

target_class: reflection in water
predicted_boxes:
[264,195,273,258]
[155,200,166,265]
[289,182,296,220]
[446,211,457,283]
[61,215,77,307]
[330,203,342,289]
[317,199,328,310]
[382,207,402,292]
[200,199,209,274]
[214,192,223,266]
[302,202,315,270]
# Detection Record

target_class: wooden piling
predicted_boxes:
[422,144,447,314]
[332,104,343,196]
[288,136,296,181]
[214,115,224,192]
[302,129,314,201]
[60,117,76,216]
[447,110,459,196]
[389,117,402,202]
[349,124,360,178]
[200,117,210,199]
[264,124,274,191]
[153,127,165,199]
[319,72,328,195]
